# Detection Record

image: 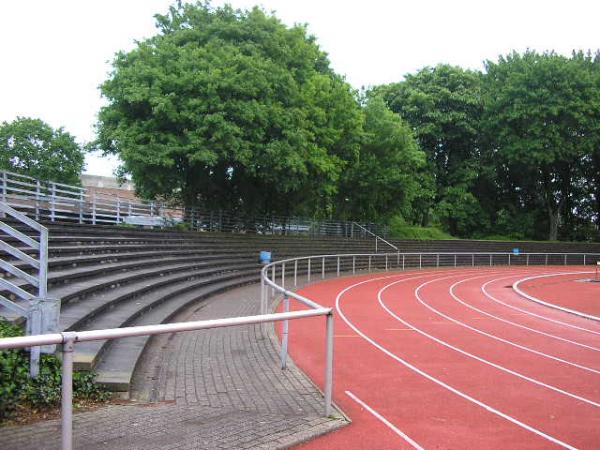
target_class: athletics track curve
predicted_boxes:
[281,266,600,449]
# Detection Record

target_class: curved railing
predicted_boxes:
[260,250,600,387]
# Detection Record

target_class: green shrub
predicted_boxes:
[0,319,109,422]
[388,215,454,240]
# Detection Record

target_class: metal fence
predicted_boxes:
[260,250,600,381]
[0,170,388,238]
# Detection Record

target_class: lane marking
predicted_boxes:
[345,390,424,450]
[380,277,600,406]
[482,278,600,336]
[441,275,600,374]
[335,273,579,449]
[513,272,600,322]
[477,276,600,352]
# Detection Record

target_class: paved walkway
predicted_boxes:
[0,283,347,449]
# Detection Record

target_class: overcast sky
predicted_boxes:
[1,0,598,177]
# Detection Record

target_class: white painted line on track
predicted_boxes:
[482,277,600,336]
[479,276,600,352]
[345,390,424,450]
[441,275,600,374]
[512,272,600,322]
[379,278,600,406]
[335,274,579,450]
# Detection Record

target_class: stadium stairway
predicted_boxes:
[0,221,378,394]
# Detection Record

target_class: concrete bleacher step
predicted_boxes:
[90,273,260,392]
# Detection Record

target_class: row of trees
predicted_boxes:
[2,3,599,241]
[377,53,600,241]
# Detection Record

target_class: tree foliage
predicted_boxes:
[0,117,84,185]
[96,2,362,215]
[337,95,428,222]
[376,65,486,236]
[483,50,600,240]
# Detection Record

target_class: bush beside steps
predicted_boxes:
[0,320,110,424]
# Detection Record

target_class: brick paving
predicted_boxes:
[0,283,347,449]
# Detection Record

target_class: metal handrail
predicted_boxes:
[260,250,600,370]
[0,295,334,450]
[1,170,388,237]
[352,221,398,252]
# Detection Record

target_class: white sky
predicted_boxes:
[1,0,598,177]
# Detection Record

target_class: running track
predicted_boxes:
[282,266,600,449]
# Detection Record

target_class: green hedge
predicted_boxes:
[0,320,109,422]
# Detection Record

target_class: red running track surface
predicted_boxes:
[517,272,600,318]
[281,266,600,449]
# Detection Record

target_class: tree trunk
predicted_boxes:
[548,207,559,241]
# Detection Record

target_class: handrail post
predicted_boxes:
[35,180,41,221]
[509,253,511,266]
[280,294,289,370]
[260,275,265,314]
[472,254,474,267]
[307,258,311,282]
[352,256,356,274]
[368,255,372,271]
[322,257,325,279]
[436,253,439,268]
[92,192,97,225]
[39,228,48,298]
[61,335,76,450]
[116,196,121,224]
[375,237,378,253]
[324,312,334,417]
[584,254,586,266]
[545,254,548,265]
[337,256,340,277]
[50,182,56,222]
[489,254,492,266]
[281,262,285,290]
[564,254,567,265]
[78,190,84,224]
[419,254,422,270]
[271,265,275,298]
[385,254,388,271]
[526,254,530,266]
[454,254,457,267]
[294,260,298,286]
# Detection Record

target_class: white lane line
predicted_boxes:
[345,390,424,450]
[482,278,600,336]
[335,275,578,450]
[479,276,600,352]
[513,272,600,322]
[380,278,600,406]
[444,275,600,374]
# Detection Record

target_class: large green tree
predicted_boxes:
[337,95,428,222]
[483,51,600,240]
[0,117,84,185]
[376,65,487,236]
[95,2,362,216]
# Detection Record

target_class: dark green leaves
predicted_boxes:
[0,117,85,185]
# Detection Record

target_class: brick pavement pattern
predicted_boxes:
[0,283,347,449]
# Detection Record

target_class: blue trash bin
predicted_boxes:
[259,251,272,265]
